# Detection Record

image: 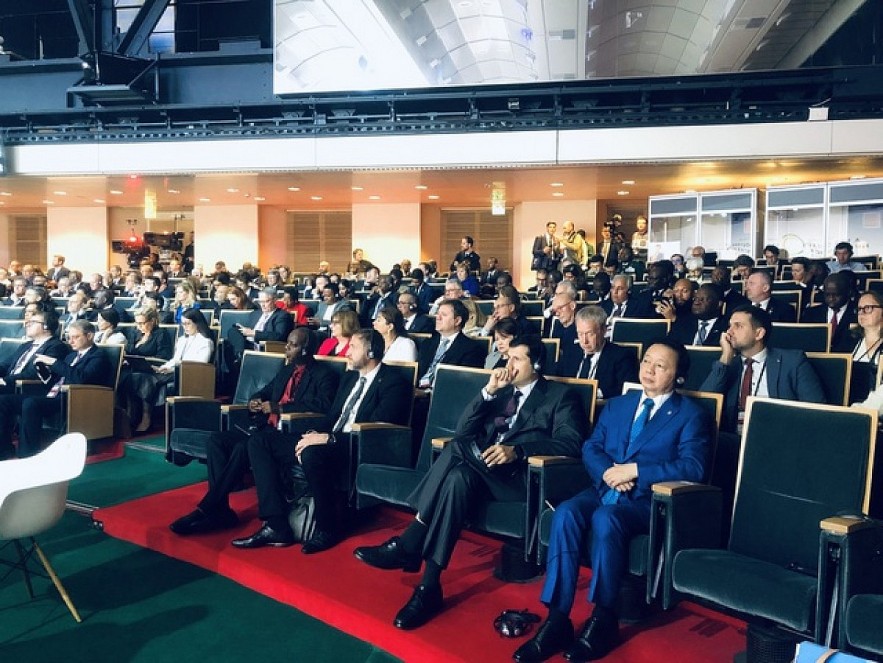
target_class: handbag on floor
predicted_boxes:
[286,465,316,543]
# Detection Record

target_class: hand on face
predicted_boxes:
[487,365,516,395]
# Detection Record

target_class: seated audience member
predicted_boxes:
[233,329,411,553]
[4,277,28,306]
[631,260,676,317]
[226,285,254,311]
[172,280,201,324]
[94,309,128,345]
[616,245,645,281]
[587,273,611,304]
[61,291,91,338]
[211,284,231,313]
[278,285,309,326]
[126,306,174,360]
[354,336,588,630]
[373,307,417,363]
[125,309,215,433]
[743,269,796,322]
[732,254,754,281]
[700,305,825,434]
[601,274,653,321]
[655,278,696,322]
[361,274,397,326]
[396,292,434,333]
[484,317,518,370]
[513,340,713,662]
[849,291,883,403]
[410,268,434,314]
[827,241,866,273]
[478,285,533,337]
[670,253,687,279]
[555,305,638,399]
[547,292,577,358]
[170,329,337,536]
[710,265,748,315]
[49,276,75,298]
[762,244,789,278]
[480,256,501,298]
[801,271,857,353]
[586,255,604,277]
[667,283,727,347]
[417,299,486,390]
[0,320,113,458]
[455,262,480,298]
[0,309,67,400]
[310,284,353,332]
[790,257,813,308]
[317,309,359,357]
[224,287,294,361]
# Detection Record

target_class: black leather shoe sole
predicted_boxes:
[393,585,443,630]
[353,538,421,572]
[231,526,295,549]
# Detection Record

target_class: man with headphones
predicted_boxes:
[355,335,588,631]
[232,328,411,554]
[396,292,434,333]
[169,328,339,537]
[513,340,714,662]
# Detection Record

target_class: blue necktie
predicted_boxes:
[602,398,654,505]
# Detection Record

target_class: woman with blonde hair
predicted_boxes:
[173,279,201,324]
[317,309,359,357]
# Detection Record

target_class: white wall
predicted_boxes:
[193,204,259,273]
[47,206,108,274]
[352,203,421,270]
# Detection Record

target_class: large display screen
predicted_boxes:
[273,0,569,95]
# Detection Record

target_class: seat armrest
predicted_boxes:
[350,422,410,432]
[528,455,581,467]
[647,483,722,610]
[431,436,453,450]
[281,412,323,421]
[221,404,250,414]
[166,395,214,405]
[350,424,413,469]
[820,515,878,535]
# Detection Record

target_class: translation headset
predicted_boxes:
[493,609,541,638]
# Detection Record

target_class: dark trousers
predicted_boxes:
[0,393,24,458]
[0,393,65,458]
[246,428,306,528]
[197,430,250,514]
[408,440,526,569]
[540,488,650,615]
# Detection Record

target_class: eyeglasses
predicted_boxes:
[857,305,883,314]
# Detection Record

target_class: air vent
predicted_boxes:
[734,16,767,29]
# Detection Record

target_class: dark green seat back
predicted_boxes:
[0,306,24,320]
[684,345,722,391]
[806,352,851,406]
[769,323,829,353]
[611,319,670,352]
[233,350,286,404]
[0,321,25,340]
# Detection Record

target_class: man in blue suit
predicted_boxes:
[514,340,713,662]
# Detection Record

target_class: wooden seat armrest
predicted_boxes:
[413,389,431,399]
[350,422,410,432]
[527,455,581,468]
[280,411,323,421]
[15,380,43,386]
[63,384,112,393]
[166,396,214,405]
[221,404,249,414]
[652,481,716,496]
[821,515,879,535]
[431,437,453,449]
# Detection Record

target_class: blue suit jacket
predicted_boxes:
[582,391,713,503]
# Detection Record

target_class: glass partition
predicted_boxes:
[765,185,826,258]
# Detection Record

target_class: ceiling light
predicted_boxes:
[310,196,322,201]
[0,191,11,196]
[415,185,428,190]
[110,189,123,195]
[288,186,301,192]
[550,182,564,187]
[621,180,635,185]
[351,186,364,191]
[93,198,105,204]
[52,190,67,196]
[168,188,180,194]
[226,188,239,193]
[199,197,211,202]
[254,196,266,202]
[428,195,440,200]
[128,174,139,179]
[552,192,564,197]
[617,190,630,196]
[42,200,54,205]
[369,195,381,200]
[850,175,866,180]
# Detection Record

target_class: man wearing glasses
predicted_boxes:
[0,309,67,397]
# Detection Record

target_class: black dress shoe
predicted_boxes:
[513,617,574,662]
[302,530,338,554]
[563,617,620,662]
[170,508,238,536]
[353,536,421,572]
[231,523,295,549]
[393,584,443,630]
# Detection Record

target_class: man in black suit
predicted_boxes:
[361,274,397,325]
[0,309,68,399]
[410,268,434,314]
[477,285,535,337]
[46,254,70,285]
[227,287,294,354]
[667,283,728,347]
[532,222,561,273]
[480,256,501,298]
[450,235,481,273]
[169,329,338,536]
[417,299,486,390]
[800,271,857,352]
[354,336,588,630]
[546,291,578,353]
[600,275,654,323]
[710,266,748,316]
[233,329,412,553]
[744,269,796,322]
[0,320,113,458]
[3,277,28,306]
[555,305,638,399]
[397,293,434,333]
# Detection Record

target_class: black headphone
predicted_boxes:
[493,610,541,638]
[408,300,417,312]
[366,330,385,360]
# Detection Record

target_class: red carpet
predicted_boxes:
[94,483,747,662]
[84,437,126,464]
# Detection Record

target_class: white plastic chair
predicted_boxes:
[0,432,87,622]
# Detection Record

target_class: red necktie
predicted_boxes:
[738,358,753,412]
[267,365,304,428]
[830,310,839,349]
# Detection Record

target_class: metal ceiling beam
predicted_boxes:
[66,0,94,55]
[778,0,868,69]
[117,0,171,57]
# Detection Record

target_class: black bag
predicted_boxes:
[286,465,316,543]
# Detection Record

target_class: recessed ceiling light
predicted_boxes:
[168,188,180,194]
[42,200,54,205]
[351,186,364,191]
[0,192,11,196]
[128,174,139,179]
[850,175,866,180]
[552,192,565,197]
[288,186,301,192]
[550,182,564,187]
[199,197,211,202]
[617,190,630,196]
[93,198,105,204]
[0,201,4,206]
[226,187,239,193]
[52,190,67,196]
[622,179,635,185]
[310,196,322,201]
[415,185,428,190]
[109,190,123,195]
[369,195,381,200]
[254,196,266,202]
[427,195,440,200]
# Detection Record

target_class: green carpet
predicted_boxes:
[1,444,399,663]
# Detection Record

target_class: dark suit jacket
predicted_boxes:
[313,363,412,433]
[361,292,396,325]
[531,235,559,271]
[417,332,486,379]
[668,314,727,347]
[0,337,69,383]
[249,307,294,343]
[47,266,70,283]
[48,344,114,388]
[127,329,175,360]
[583,391,713,503]
[801,304,858,353]
[412,283,434,315]
[554,341,638,400]
[252,359,339,422]
[455,377,587,458]
[600,296,655,319]
[405,313,435,334]
[700,347,826,432]
[760,298,797,323]
[722,289,749,315]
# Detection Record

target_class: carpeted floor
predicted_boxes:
[95,481,748,663]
